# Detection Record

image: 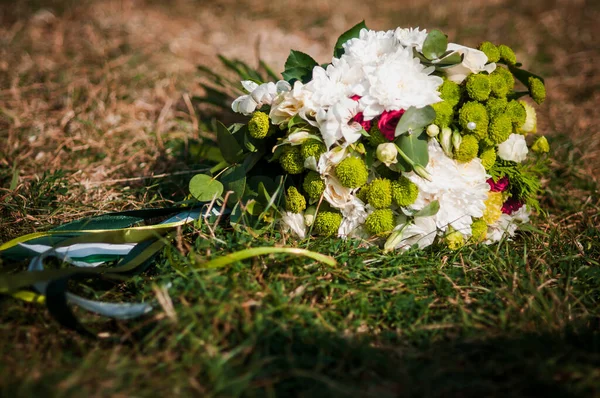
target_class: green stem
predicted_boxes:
[195,247,337,269]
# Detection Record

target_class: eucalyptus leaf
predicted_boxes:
[220,165,246,205]
[396,131,430,168]
[394,106,436,137]
[422,29,448,60]
[216,121,244,164]
[333,21,367,58]
[436,52,463,66]
[412,200,440,217]
[189,174,224,201]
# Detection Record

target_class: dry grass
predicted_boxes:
[0,0,598,233]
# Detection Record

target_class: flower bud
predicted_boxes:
[304,206,317,227]
[440,127,453,156]
[376,143,398,166]
[531,136,549,153]
[426,124,440,137]
[452,130,462,151]
[413,164,432,181]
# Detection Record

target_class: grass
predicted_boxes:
[1,0,599,396]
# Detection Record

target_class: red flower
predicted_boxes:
[487,176,509,192]
[351,112,372,132]
[377,109,405,141]
[501,197,523,214]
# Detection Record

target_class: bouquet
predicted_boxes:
[192,23,549,252]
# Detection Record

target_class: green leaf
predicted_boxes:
[436,52,463,66]
[333,21,367,58]
[189,174,224,201]
[508,64,545,85]
[412,200,440,217]
[422,29,448,60]
[282,67,313,84]
[284,50,318,71]
[220,165,246,205]
[394,106,436,137]
[216,121,244,164]
[396,131,430,168]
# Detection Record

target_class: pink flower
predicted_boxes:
[377,109,405,141]
[501,197,523,214]
[487,176,509,192]
[350,95,362,102]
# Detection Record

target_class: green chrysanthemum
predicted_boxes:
[368,124,388,147]
[248,111,270,139]
[466,73,491,101]
[285,186,306,214]
[300,139,326,161]
[505,100,527,127]
[335,157,368,188]
[391,176,418,207]
[279,146,304,174]
[486,97,508,120]
[366,178,392,209]
[491,67,514,92]
[454,134,479,163]
[488,114,513,144]
[498,44,517,65]
[445,228,465,250]
[313,211,342,236]
[458,101,489,140]
[470,219,488,243]
[528,77,546,105]
[479,41,500,63]
[438,78,462,107]
[356,183,370,203]
[432,101,454,127]
[479,147,497,170]
[364,209,395,236]
[302,171,325,201]
[489,72,510,98]
[532,136,550,153]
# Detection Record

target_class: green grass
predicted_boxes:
[1,135,599,396]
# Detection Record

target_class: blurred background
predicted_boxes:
[0,0,598,226]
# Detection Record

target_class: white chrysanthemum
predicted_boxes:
[281,211,307,239]
[338,197,368,238]
[485,205,530,244]
[498,134,529,163]
[395,27,428,50]
[360,47,443,120]
[394,216,438,251]
[307,59,367,107]
[444,43,496,83]
[269,81,317,125]
[406,140,490,236]
[231,80,291,115]
[341,29,398,68]
[319,97,364,148]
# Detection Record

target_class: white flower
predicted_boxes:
[406,140,490,236]
[269,81,317,125]
[394,216,438,251]
[341,29,398,68]
[319,97,364,148]
[306,60,366,107]
[444,43,496,83]
[281,211,307,239]
[485,205,530,244]
[395,27,428,50]
[231,80,291,115]
[338,197,368,238]
[498,134,529,163]
[323,175,354,210]
[360,46,443,120]
[376,143,398,166]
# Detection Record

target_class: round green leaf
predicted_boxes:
[189,174,224,201]
[422,29,448,60]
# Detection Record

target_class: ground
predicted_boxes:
[0,0,599,396]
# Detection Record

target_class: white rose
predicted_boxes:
[444,43,496,84]
[497,134,529,163]
[376,143,398,166]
